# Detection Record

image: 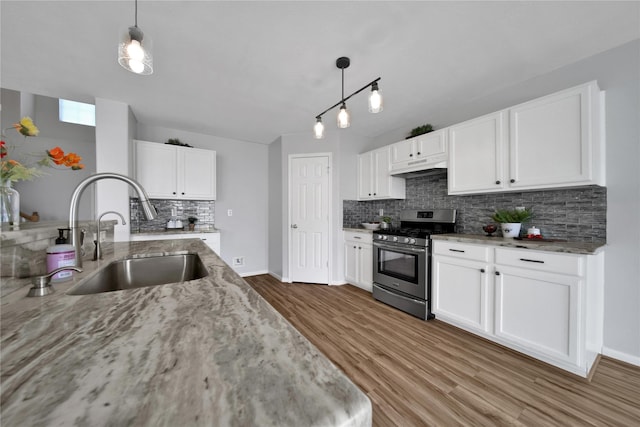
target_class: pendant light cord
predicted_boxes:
[341,68,345,104]
[134,0,138,28]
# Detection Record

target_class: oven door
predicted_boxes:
[373,241,426,299]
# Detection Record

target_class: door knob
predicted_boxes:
[291,224,298,229]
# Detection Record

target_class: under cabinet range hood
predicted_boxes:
[390,160,448,179]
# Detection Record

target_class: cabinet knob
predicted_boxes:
[495,180,501,185]
[172,191,177,195]
[480,269,485,273]
[353,245,356,249]
[495,271,501,276]
[417,152,421,155]
[373,193,377,196]
[510,179,515,183]
[409,153,413,157]
[368,193,372,196]
[181,192,185,195]
[358,246,362,250]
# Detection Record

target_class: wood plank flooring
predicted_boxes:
[245,275,640,426]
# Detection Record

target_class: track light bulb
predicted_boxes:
[368,82,383,113]
[337,104,350,128]
[314,117,325,139]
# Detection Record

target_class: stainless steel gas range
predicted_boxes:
[372,209,456,320]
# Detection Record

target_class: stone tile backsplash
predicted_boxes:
[343,171,606,242]
[130,198,215,232]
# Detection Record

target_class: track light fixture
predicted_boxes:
[314,57,382,139]
[118,0,153,75]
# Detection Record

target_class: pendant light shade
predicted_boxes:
[118,0,153,75]
[368,81,383,113]
[337,103,351,128]
[314,117,325,139]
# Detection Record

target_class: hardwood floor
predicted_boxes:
[245,275,640,426]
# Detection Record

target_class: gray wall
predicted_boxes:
[1,89,96,221]
[136,124,268,276]
[370,39,640,364]
[268,137,283,279]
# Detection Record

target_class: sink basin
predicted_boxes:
[68,253,209,295]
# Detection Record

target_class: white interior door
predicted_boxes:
[289,155,330,284]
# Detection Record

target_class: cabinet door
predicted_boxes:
[390,139,415,164]
[358,243,373,291]
[357,153,374,200]
[432,255,491,333]
[134,141,178,199]
[344,242,358,284]
[448,111,507,195]
[494,266,580,365]
[415,130,447,160]
[372,148,390,198]
[180,148,217,200]
[509,83,596,189]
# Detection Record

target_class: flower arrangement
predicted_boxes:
[1,117,84,183]
[491,207,533,223]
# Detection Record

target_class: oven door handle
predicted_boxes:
[373,242,427,253]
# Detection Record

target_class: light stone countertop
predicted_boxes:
[130,227,220,236]
[342,228,374,234]
[431,234,606,255]
[0,239,372,426]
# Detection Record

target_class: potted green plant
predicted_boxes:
[491,208,533,238]
[380,216,392,230]
[406,123,433,139]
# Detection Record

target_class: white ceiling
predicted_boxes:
[1,1,639,145]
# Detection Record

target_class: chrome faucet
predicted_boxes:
[94,211,127,261]
[69,173,157,268]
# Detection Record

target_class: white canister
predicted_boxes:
[46,244,76,283]
[527,226,541,236]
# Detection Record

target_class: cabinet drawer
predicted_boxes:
[344,230,373,244]
[433,241,490,262]
[495,248,583,276]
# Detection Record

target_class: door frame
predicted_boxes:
[287,152,333,284]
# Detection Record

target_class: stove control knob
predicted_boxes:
[381,235,388,241]
[408,238,416,244]
[392,236,398,242]
[377,235,384,240]
[403,237,411,244]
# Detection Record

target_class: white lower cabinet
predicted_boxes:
[432,242,492,334]
[432,240,603,377]
[344,231,373,292]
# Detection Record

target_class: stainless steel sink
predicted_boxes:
[68,253,209,295]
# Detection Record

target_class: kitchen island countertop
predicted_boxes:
[0,239,371,426]
[431,233,605,255]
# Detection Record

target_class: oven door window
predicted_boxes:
[377,247,419,284]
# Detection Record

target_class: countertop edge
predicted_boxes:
[431,234,606,255]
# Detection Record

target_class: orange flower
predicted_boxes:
[47,147,65,165]
[0,140,6,159]
[62,152,82,168]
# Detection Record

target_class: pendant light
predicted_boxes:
[313,57,381,138]
[118,0,153,75]
[368,81,383,113]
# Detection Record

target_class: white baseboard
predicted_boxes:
[602,346,640,367]
[238,269,268,278]
[268,272,284,282]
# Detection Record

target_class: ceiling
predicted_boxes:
[1,1,639,145]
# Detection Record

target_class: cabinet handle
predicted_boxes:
[353,236,362,239]
[480,268,485,273]
[449,249,465,253]
[519,258,545,264]
[510,179,515,183]
[495,180,501,185]
[495,271,501,276]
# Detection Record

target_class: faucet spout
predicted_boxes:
[69,173,157,268]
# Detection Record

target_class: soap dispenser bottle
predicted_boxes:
[46,228,76,283]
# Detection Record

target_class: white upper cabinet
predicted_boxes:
[357,147,405,200]
[448,81,604,195]
[448,111,508,193]
[134,140,216,200]
[390,129,448,174]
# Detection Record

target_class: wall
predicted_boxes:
[371,39,640,365]
[1,89,96,221]
[136,124,268,276]
[268,137,283,279]
[344,174,606,242]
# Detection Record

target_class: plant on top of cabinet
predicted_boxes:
[407,123,433,139]
[165,138,192,147]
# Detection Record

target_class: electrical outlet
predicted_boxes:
[100,230,107,242]
[379,209,384,216]
[227,209,233,217]
[232,257,244,266]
